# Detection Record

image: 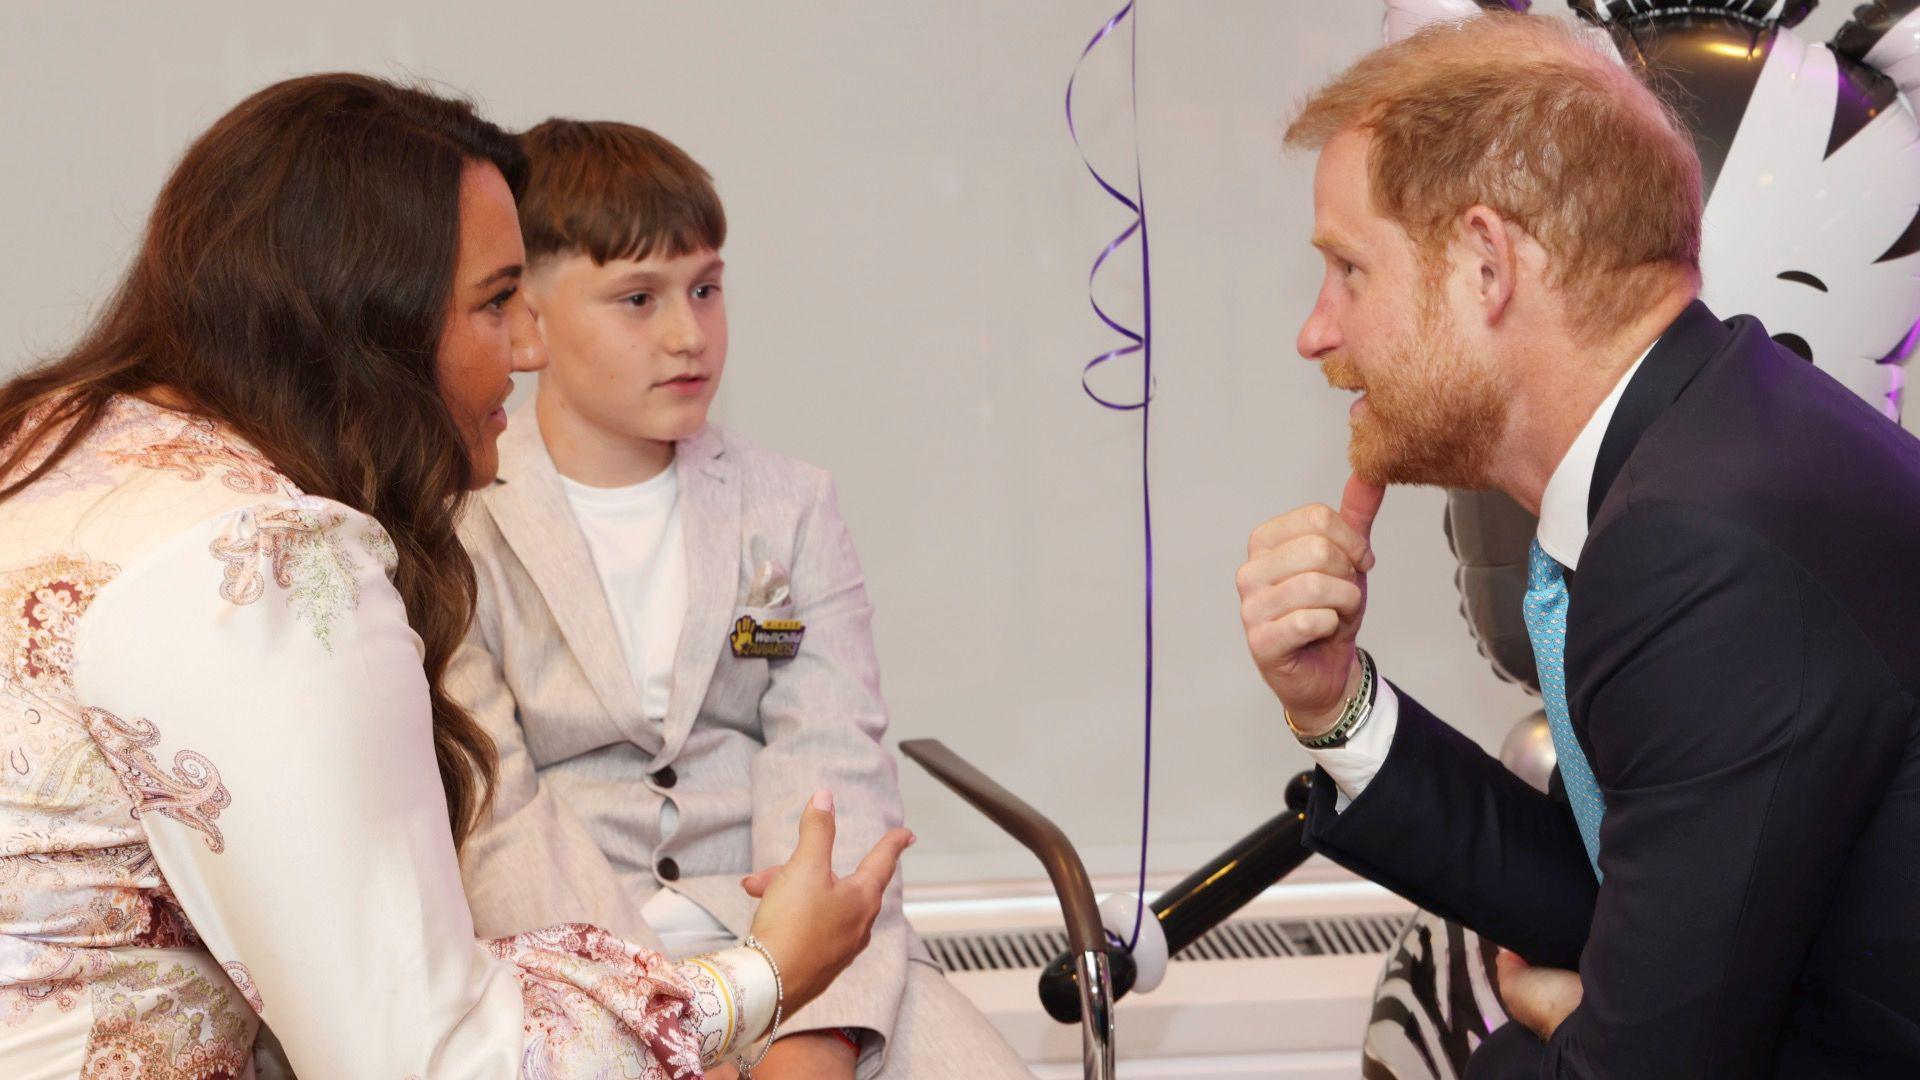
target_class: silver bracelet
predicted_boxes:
[736,935,785,1075]
[1284,647,1378,750]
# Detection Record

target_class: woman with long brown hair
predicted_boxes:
[0,73,907,1077]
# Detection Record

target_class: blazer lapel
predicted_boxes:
[484,405,659,754]
[660,426,739,760]
[1569,300,1728,763]
[1586,299,1727,526]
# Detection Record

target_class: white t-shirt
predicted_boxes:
[559,467,688,728]
[560,465,731,953]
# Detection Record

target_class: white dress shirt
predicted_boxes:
[1308,345,1655,807]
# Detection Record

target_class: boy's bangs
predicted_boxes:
[575,190,725,267]
[519,118,728,266]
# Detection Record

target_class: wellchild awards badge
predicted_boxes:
[732,558,803,659]
[730,614,803,660]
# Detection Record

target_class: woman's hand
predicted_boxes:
[740,789,914,1013]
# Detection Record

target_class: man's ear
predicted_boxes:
[1458,205,1517,326]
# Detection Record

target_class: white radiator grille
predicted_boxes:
[922,913,1409,973]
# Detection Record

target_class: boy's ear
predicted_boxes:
[521,265,547,331]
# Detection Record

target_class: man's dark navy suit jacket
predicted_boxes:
[1306,302,1920,1077]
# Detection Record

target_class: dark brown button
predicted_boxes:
[657,857,680,882]
[652,765,677,789]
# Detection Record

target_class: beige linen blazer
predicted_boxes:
[454,405,914,1043]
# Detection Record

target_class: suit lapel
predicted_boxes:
[1586,299,1727,527]
[660,426,739,759]
[1568,300,1729,766]
[484,405,659,754]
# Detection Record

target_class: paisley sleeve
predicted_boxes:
[71,495,771,1077]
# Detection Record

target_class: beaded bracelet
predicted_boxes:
[736,935,785,1076]
[1284,647,1378,750]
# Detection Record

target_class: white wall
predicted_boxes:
[6,0,1703,886]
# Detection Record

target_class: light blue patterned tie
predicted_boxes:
[1522,539,1606,879]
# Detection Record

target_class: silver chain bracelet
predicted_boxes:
[735,935,785,1076]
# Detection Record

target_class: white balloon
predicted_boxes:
[1696,27,1920,424]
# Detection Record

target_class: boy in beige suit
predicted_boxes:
[450,120,1028,1079]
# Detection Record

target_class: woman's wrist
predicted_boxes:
[678,943,783,1068]
[734,935,787,1071]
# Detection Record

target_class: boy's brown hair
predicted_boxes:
[515,119,726,266]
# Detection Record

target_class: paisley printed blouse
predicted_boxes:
[0,398,773,1078]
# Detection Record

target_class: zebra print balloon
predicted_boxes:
[1365,913,1509,1080]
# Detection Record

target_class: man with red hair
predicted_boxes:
[1239,15,1920,1075]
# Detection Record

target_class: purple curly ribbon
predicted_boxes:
[1067,0,1154,952]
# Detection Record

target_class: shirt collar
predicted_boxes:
[1535,342,1655,570]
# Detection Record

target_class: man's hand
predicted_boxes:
[1496,948,1583,1042]
[751,1031,859,1080]
[1238,473,1384,733]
